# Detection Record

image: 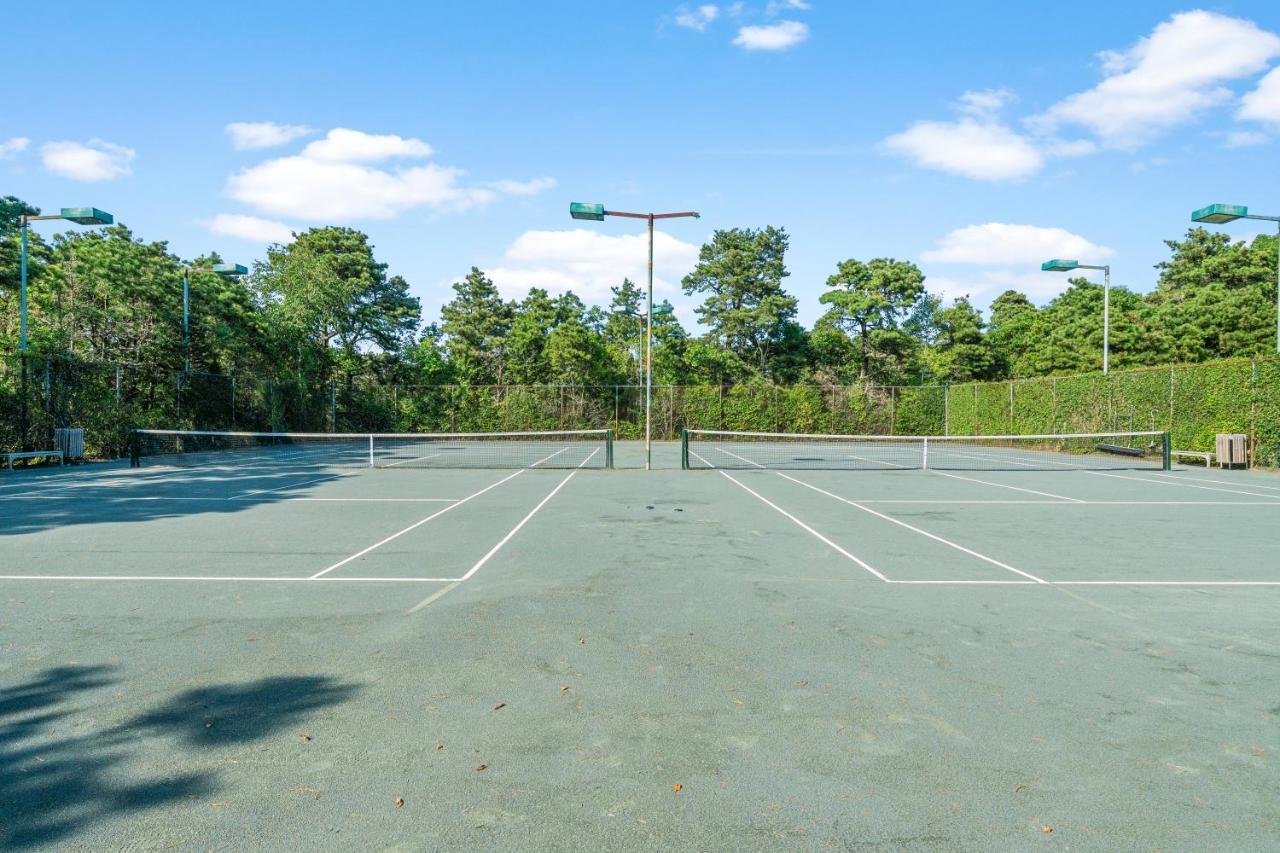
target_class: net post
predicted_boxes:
[605,429,614,470]
[922,436,929,470]
[680,429,688,470]
[1162,431,1171,470]
[368,433,375,468]
[129,429,140,467]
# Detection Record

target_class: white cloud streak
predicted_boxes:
[882,118,1044,182]
[41,139,135,182]
[225,122,314,150]
[1239,66,1280,126]
[733,20,808,51]
[486,229,700,305]
[1032,11,1280,147]
[675,4,718,31]
[922,223,1113,266]
[203,213,296,244]
[0,137,30,159]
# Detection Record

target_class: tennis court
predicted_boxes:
[3,429,1279,849]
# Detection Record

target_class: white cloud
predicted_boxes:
[224,126,550,221]
[675,4,718,31]
[1032,11,1280,147]
[925,271,1089,307]
[882,118,1043,181]
[1042,138,1097,157]
[41,139,135,181]
[922,223,1113,266]
[956,87,1016,116]
[300,128,433,163]
[203,213,296,244]
[0,137,30,159]
[228,158,493,220]
[733,20,808,51]
[765,0,810,14]
[486,229,701,305]
[486,177,557,196]
[1239,66,1280,126]
[225,122,314,150]
[1224,129,1270,148]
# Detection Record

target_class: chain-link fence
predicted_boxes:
[4,352,1279,466]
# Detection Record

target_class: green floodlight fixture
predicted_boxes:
[18,205,115,352]
[1041,257,1112,374]
[1192,202,1280,351]
[652,303,675,316]
[60,207,114,226]
[568,201,701,470]
[569,202,606,221]
[181,262,248,372]
[1191,203,1249,224]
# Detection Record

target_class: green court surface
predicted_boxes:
[3,441,1279,850]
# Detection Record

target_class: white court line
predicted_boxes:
[1056,580,1280,586]
[308,447,571,580]
[0,575,458,583]
[775,472,1048,584]
[697,452,887,582]
[0,495,460,504]
[1089,471,1280,500]
[887,579,1038,585]
[1144,471,1280,492]
[380,453,442,468]
[846,453,910,468]
[406,449,599,613]
[932,471,1084,502]
[231,472,349,499]
[715,446,768,468]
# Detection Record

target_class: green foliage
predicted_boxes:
[681,226,798,377]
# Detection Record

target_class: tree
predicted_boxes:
[818,257,926,382]
[439,267,513,385]
[927,297,995,382]
[681,226,798,377]
[986,290,1038,377]
[253,227,420,362]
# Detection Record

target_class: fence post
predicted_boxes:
[1008,381,1014,433]
[230,376,236,427]
[115,365,122,404]
[943,384,950,436]
[331,382,337,432]
[1168,366,1175,433]
[1250,360,1258,468]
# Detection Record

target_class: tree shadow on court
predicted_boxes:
[0,466,355,537]
[1,665,361,849]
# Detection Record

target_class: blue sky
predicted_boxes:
[4,1,1279,328]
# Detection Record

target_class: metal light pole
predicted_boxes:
[181,264,247,373]
[570,203,699,470]
[1041,259,1112,374]
[1192,204,1280,353]
[17,207,113,352]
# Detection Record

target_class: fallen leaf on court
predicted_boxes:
[209,801,229,808]
[435,743,445,751]
[204,721,213,729]
[578,637,587,645]
[299,734,312,742]
[475,763,488,772]
[494,702,506,711]
[672,784,682,792]
[1014,784,1027,792]
[1042,825,1053,833]
[560,686,570,693]
[1252,745,1265,756]
[394,796,404,808]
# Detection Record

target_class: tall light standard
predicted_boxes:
[570,203,699,470]
[181,263,247,373]
[1041,258,1112,374]
[18,207,113,352]
[1191,204,1280,353]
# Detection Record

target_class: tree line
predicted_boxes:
[2,194,1277,391]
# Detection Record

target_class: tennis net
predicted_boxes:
[682,429,1170,471]
[131,429,613,470]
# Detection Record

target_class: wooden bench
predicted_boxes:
[1171,449,1213,468]
[5,450,64,471]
